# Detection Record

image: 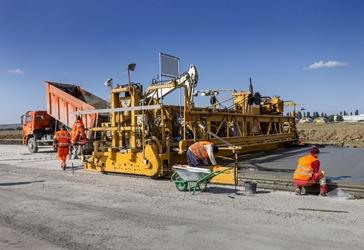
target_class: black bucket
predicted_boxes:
[244,181,257,194]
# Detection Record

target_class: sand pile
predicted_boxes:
[297,122,364,147]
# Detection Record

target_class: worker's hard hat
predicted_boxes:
[310,146,320,154]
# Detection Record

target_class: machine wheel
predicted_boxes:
[27,137,38,153]
[172,173,188,192]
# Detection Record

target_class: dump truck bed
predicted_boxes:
[45,81,108,129]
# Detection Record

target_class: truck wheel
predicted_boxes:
[27,137,38,153]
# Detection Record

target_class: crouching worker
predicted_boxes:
[54,125,71,170]
[293,146,327,196]
[187,141,218,168]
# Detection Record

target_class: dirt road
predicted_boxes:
[0,145,364,250]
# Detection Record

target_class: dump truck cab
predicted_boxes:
[21,111,56,153]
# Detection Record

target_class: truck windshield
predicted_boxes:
[25,115,32,123]
[35,115,44,121]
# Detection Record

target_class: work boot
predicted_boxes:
[295,187,301,195]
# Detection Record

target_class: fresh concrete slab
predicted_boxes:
[235,146,364,184]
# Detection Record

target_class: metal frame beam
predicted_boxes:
[71,105,161,115]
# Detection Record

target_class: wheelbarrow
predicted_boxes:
[171,165,233,194]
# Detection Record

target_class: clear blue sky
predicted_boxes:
[1,0,363,123]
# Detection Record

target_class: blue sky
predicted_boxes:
[1,0,363,123]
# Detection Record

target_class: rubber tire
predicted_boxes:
[175,177,188,192]
[27,137,38,153]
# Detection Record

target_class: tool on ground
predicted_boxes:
[298,208,349,213]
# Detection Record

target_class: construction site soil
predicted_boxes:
[297,122,364,147]
[0,129,21,140]
[0,145,364,250]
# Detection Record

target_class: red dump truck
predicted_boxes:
[21,81,108,153]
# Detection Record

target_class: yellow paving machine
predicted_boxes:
[78,64,298,185]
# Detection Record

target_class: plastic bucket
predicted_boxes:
[244,181,257,194]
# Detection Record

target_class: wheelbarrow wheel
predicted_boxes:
[175,179,188,191]
[172,173,188,191]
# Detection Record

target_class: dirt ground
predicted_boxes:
[297,122,364,147]
[0,129,22,140]
[0,145,363,250]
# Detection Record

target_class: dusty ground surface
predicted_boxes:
[0,145,364,250]
[0,129,22,145]
[297,122,364,147]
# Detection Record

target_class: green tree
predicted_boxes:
[296,111,302,119]
[327,115,335,122]
[336,115,344,121]
[355,109,359,115]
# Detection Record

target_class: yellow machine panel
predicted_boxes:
[209,166,235,185]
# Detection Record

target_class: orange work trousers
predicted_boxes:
[57,147,69,166]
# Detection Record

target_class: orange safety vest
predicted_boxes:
[54,130,70,148]
[188,141,212,161]
[71,120,87,144]
[293,154,316,181]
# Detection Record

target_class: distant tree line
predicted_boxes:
[295,109,360,122]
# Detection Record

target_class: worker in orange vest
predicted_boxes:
[70,116,87,159]
[54,125,71,170]
[293,146,327,196]
[187,141,218,167]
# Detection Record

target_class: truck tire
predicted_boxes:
[27,137,38,153]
